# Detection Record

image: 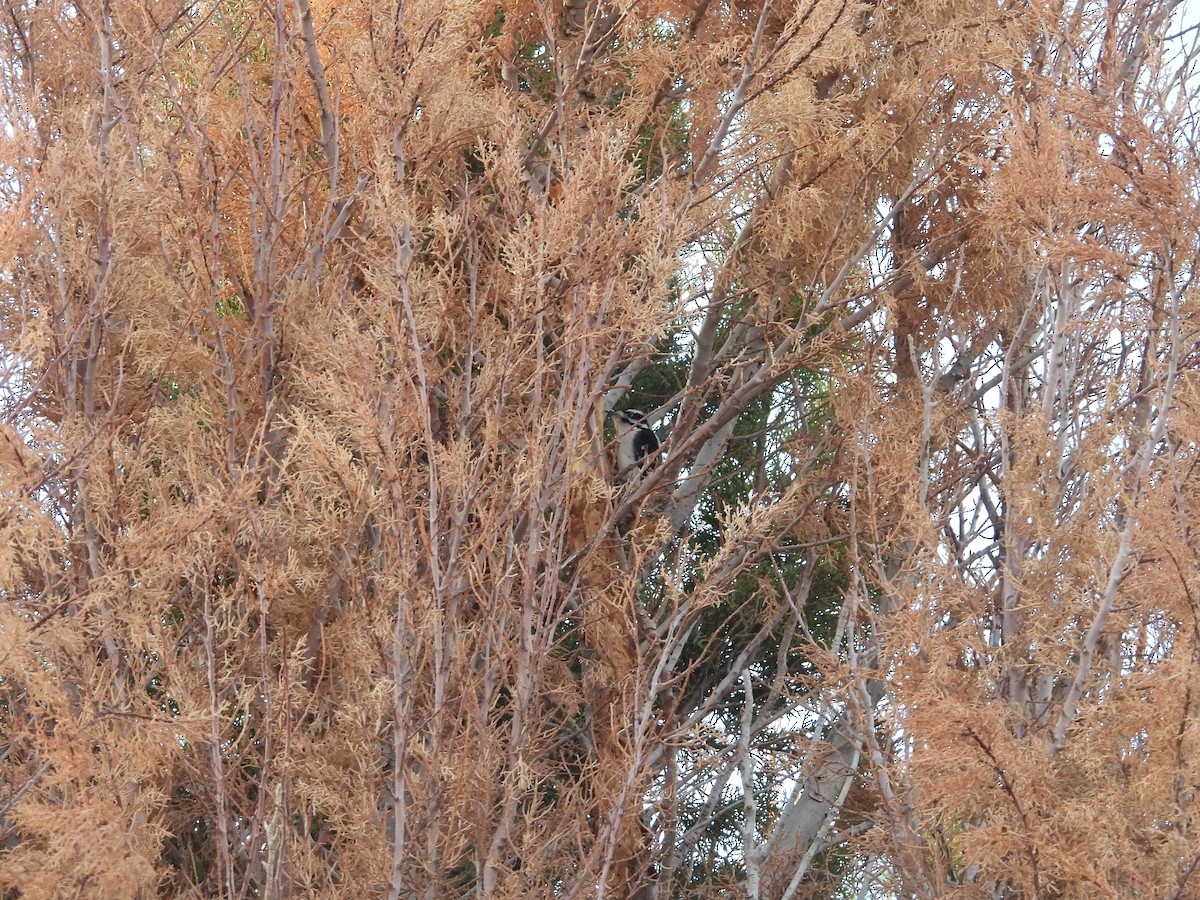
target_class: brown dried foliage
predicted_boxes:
[1,0,1198,897]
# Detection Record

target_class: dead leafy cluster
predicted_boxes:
[1,1,1198,898]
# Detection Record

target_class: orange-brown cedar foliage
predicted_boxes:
[0,1,1197,897]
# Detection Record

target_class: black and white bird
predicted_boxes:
[614,409,660,472]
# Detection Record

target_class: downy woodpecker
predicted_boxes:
[615,409,660,472]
